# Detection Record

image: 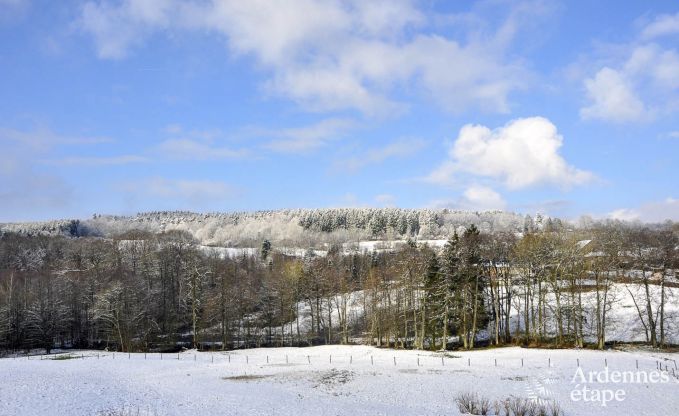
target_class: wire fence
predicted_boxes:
[11,350,678,376]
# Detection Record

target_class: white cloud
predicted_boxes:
[580,14,679,123]
[640,12,679,40]
[0,125,116,219]
[158,139,249,160]
[580,67,649,122]
[0,126,111,151]
[374,193,396,207]
[461,185,506,211]
[0,0,27,7]
[333,137,426,172]
[428,185,506,212]
[122,177,237,206]
[608,197,679,222]
[44,155,148,166]
[79,0,174,59]
[78,0,534,116]
[0,157,73,220]
[261,118,356,153]
[427,117,593,189]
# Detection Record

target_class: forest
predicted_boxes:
[0,217,677,354]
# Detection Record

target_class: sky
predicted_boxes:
[0,0,678,223]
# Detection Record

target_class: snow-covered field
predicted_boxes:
[1,345,678,416]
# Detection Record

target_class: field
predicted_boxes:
[1,345,678,416]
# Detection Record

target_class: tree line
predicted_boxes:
[0,221,676,353]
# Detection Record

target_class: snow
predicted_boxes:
[1,346,678,415]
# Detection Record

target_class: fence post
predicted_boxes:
[636,360,638,369]
[548,358,551,367]
[128,353,130,360]
[212,355,214,364]
[605,358,607,368]
[417,357,420,367]
[144,352,147,360]
[442,356,444,366]
[371,355,373,365]
[246,355,249,364]
[495,358,497,367]
[350,355,352,365]
[307,355,310,364]
[329,355,332,364]
[577,358,580,367]
[113,353,115,360]
[394,356,396,366]
[286,355,288,364]
[267,355,269,364]
[468,358,471,367]
[521,358,523,367]
[194,354,196,361]
[178,353,180,361]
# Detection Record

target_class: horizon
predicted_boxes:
[1,1,678,223]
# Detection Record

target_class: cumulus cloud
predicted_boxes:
[580,67,650,122]
[77,0,537,116]
[427,117,593,189]
[608,197,679,222]
[580,14,679,123]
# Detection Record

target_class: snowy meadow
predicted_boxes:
[2,345,678,416]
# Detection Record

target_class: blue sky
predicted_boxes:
[0,0,678,222]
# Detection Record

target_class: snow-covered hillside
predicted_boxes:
[0,209,537,247]
[1,345,677,416]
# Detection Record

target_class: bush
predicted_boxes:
[456,395,564,416]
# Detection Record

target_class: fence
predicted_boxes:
[12,350,678,377]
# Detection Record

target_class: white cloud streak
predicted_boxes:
[261,118,356,153]
[158,139,249,160]
[44,155,148,166]
[122,177,237,207]
[640,12,679,40]
[333,137,426,173]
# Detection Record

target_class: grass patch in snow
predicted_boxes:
[455,392,565,416]
[222,374,270,381]
[51,354,78,360]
